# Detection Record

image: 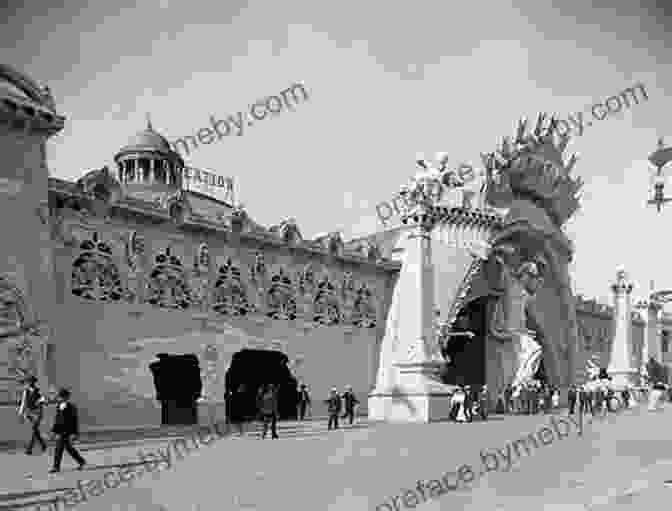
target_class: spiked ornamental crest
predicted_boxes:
[482,113,583,227]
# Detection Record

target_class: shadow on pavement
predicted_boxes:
[0,487,72,510]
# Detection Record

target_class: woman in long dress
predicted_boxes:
[649,382,665,411]
[551,387,560,410]
[450,387,468,423]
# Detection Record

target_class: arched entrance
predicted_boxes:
[225,349,299,421]
[441,296,488,386]
[149,353,202,425]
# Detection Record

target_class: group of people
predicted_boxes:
[449,384,490,422]
[325,385,359,430]
[225,382,360,437]
[16,376,87,473]
[566,382,632,416]
[496,381,561,415]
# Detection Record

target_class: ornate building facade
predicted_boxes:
[0,65,401,440]
[2,65,670,437]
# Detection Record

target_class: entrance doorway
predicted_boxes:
[225,349,299,421]
[441,296,488,386]
[149,353,203,426]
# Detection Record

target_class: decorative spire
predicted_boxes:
[485,112,583,226]
[146,113,153,131]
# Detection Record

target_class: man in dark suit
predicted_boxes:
[18,376,48,455]
[297,384,311,421]
[257,384,279,439]
[341,385,359,425]
[568,385,577,415]
[49,388,86,473]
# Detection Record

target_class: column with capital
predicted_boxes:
[368,200,454,422]
[607,269,638,389]
[636,299,662,382]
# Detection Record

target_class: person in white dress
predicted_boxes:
[450,387,468,423]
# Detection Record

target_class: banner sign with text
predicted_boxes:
[182,166,234,204]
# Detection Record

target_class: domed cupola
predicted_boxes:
[114,116,184,191]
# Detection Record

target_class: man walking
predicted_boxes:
[479,385,489,421]
[297,384,311,421]
[49,388,86,473]
[257,384,279,439]
[325,388,342,430]
[18,376,48,455]
[341,385,359,425]
[568,385,577,415]
[504,384,513,414]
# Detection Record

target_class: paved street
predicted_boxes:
[2,404,672,511]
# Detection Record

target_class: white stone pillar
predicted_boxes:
[368,207,454,423]
[607,269,637,389]
[638,300,662,367]
[149,159,155,184]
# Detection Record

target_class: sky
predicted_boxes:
[2,0,672,304]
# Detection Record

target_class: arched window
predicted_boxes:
[138,158,150,182]
[313,275,340,325]
[212,258,250,316]
[0,276,27,338]
[267,268,297,320]
[125,160,135,182]
[145,248,191,309]
[155,161,166,184]
[71,232,124,302]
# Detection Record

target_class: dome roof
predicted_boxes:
[118,119,172,155]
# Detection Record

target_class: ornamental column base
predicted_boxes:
[368,360,456,423]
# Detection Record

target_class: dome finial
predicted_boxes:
[146,113,153,131]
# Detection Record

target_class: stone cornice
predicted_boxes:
[47,177,402,273]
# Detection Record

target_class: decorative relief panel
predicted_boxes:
[124,231,146,303]
[71,232,125,302]
[212,257,251,316]
[0,276,44,399]
[351,283,378,328]
[313,274,341,325]
[189,243,211,308]
[266,267,297,320]
[145,248,192,309]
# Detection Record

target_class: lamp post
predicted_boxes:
[647,138,672,212]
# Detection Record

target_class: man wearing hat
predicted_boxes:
[17,375,47,455]
[49,388,86,473]
[341,385,359,425]
[297,383,311,421]
[325,388,342,430]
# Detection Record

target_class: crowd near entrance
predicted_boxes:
[225,349,299,421]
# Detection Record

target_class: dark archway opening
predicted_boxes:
[441,296,488,386]
[149,353,203,426]
[533,358,548,384]
[225,349,299,421]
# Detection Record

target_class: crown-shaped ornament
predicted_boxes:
[482,113,583,226]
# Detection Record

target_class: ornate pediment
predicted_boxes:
[76,166,122,203]
[311,232,344,255]
[268,218,302,244]
[482,113,583,227]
